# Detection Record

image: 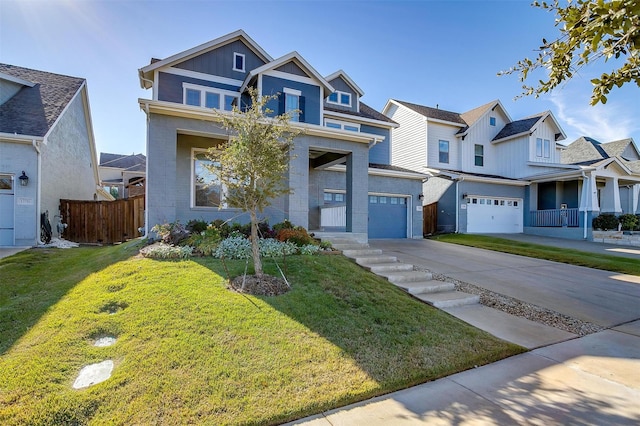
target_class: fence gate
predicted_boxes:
[59,195,145,244]
[423,202,437,236]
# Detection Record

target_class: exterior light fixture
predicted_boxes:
[19,171,29,186]
[418,193,424,200]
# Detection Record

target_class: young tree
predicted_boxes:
[501,0,640,105]
[208,88,299,278]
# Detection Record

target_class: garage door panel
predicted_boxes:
[467,197,522,233]
[369,195,407,238]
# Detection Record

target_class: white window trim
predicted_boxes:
[283,87,302,96]
[182,82,239,110]
[283,87,301,122]
[543,139,551,158]
[438,139,449,164]
[536,138,543,157]
[327,90,352,107]
[191,148,232,210]
[323,118,360,132]
[233,52,246,73]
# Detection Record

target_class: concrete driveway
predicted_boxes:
[0,247,29,260]
[369,238,640,328]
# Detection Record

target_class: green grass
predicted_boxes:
[0,242,523,425]
[430,234,640,276]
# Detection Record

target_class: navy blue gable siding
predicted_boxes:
[261,75,321,125]
[361,124,390,164]
[325,77,357,113]
[157,72,240,104]
[174,40,265,80]
[275,62,309,77]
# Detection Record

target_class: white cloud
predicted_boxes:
[549,89,638,144]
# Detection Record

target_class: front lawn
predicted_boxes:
[430,234,640,276]
[0,242,523,425]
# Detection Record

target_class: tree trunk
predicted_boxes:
[249,209,263,278]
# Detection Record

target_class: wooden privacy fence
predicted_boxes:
[423,202,438,236]
[60,195,145,244]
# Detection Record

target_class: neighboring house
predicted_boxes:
[99,152,146,199]
[138,30,424,240]
[383,99,640,239]
[0,64,111,247]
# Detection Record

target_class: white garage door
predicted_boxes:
[467,197,523,233]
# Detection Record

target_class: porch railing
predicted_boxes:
[320,205,346,227]
[529,208,579,227]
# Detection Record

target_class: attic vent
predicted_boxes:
[555,133,562,141]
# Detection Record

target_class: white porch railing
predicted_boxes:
[529,208,579,227]
[320,205,346,227]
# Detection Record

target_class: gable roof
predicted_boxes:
[100,153,147,171]
[391,100,467,126]
[139,30,273,88]
[457,100,512,136]
[239,51,334,94]
[600,138,639,160]
[562,136,640,165]
[492,114,543,142]
[324,69,364,97]
[0,63,85,138]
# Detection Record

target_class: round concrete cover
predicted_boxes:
[73,360,114,389]
[94,337,116,347]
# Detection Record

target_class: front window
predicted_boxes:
[439,140,449,163]
[474,144,484,167]
[327,90,352,107]
[536,138,543,157]
[0,175,12,190]
[324,119,360,132]
[193,151,225,208]
[183,83,239,111]
[233,52,245,72]
[284,88,300,122]
[185,88,200,106]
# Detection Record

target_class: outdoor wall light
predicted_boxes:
[19,171,29,186]
[462,193,468,199]
[418,193,424,200]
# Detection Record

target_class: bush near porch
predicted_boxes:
[592,213,640,231]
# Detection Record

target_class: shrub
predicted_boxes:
[592,213,619,231]
[142,243,193,259]
[213,234,301,259]
[186,219,208,234]
[618,214,638,231]
[299,244,321,255]
[319,241,333,250]
[183,224,222,256]
[276,227,315,247]
[212,220,232,239]
[151,221,189,245]
[272,219,295,234]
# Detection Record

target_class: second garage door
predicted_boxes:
[368,194,408,238]
[466,196,523,233]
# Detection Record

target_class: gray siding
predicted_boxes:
[262,75,321,125]
[275,62,308,77]
[158,72,240,104]
[174,40,265,80]
[41,91,99,236]
[325,76,358,113]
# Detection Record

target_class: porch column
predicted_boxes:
[579,173,600,213]
[632,184,640,214]
[345,149,368,233]
[601,177,622,214]
[288,145,309,229]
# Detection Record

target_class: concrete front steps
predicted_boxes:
[331,239,478,309]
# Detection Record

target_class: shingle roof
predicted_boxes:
[0,63,85,137]
[324,102,397,125]
[369,163,425,174]
[436,168,522,181]
[600,138,637,159]
[492,115,543,141]
[393,100,467,126]
[458,100,498,131]
[99,153,147,171]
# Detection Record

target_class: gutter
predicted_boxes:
[32,139,42,245]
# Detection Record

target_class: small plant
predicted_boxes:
[592,213,619,231]
[319,241,333,250]
[151,221,189,245]
[276,227,316,247]
[272,219,295,234]
[183,224,222,256]
[142,243,193,259]
[618,214,638,231]
[298,244,321,255]
[186,219,209,234]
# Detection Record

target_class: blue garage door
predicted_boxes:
[368,195,407,238]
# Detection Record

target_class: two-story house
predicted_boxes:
[138,30,425,241]
[383,99,640,239]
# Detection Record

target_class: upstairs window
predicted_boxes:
[284,88,301,122]
[474,144,484,167]
[183,83,238,111]
[490,116,496,126]
[324,119,360,132]
[543,139,551,158]
[233,52,245,72]
[536,138,543,157]
[536,138,551,158]
[439,140,449,163]
[327,90,352,107]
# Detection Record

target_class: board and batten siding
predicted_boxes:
[387,104,426,173]
[493,135,530,178]
[529,121,561,164]
[174,40,266,81]
[426,122,461,170]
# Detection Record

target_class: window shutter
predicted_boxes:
[299,96,305,123]
[278,92,285,116]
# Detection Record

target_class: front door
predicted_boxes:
[0,175,15,245]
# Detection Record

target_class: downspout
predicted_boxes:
[33,139,42,245]
[455,176,464,233]
[581,171,588,239]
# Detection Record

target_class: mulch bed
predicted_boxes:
[229,274,290,296]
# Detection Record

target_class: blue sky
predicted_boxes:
[2,0,638,156]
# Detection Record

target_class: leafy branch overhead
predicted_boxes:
[500,0,640,105]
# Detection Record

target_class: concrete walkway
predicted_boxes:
[288,236,640,425]
[0,247,29,260]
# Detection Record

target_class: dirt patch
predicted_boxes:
[229,274,290,296]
